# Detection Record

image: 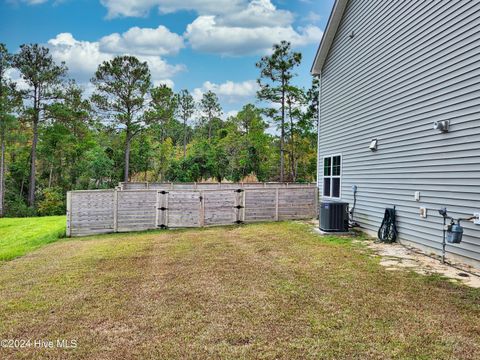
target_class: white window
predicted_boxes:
[323,155,341,198]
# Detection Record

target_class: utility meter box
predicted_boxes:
[446,224,463,244]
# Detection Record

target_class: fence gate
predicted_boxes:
[203,189,245,226]
[155,189,246,228]
[157,190,201,228]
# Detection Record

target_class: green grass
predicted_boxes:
[0,216,66,262]
[0,222,479,359]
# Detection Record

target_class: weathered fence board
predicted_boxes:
[68,190,115,237]
[203,190,237,226]
[244,189,277,222]
[67,185,317,236]
[166,191,201,228]
[117,191,156,232]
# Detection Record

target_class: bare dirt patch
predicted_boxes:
[361,240,480,288]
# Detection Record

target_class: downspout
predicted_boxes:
[316,74,322,189]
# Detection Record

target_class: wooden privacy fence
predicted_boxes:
[67,185,318,237]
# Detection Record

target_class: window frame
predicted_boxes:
[322,153,342,199]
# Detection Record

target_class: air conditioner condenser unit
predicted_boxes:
[319,201,349,232]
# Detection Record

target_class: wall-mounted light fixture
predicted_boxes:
[369,138,378,151]
[349,31,355,39]
[433,120,449,133]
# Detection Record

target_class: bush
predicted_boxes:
[4,193,36,218]
[37,187,65,216]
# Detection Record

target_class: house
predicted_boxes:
[312,0,480,268]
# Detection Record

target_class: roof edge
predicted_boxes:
[310,0,349,75]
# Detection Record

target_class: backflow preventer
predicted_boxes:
[438,208,476,263]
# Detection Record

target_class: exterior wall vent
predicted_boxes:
[433,120,449,132]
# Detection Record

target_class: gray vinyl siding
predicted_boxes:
[318,0,480,267]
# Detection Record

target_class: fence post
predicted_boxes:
[199,191,205,227]
[113,190,118,233]
[165,191,169,227]
[155,190,160,228]
[242,189,246,222]
[66,192,72,237]
[275,188,279,221]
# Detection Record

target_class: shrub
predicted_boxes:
[37,187,65,216]
[4,193,36,218]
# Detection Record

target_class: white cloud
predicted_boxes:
[185,16,322,56]
[217,0,293,28]
[225,110,239,119]
[193,79,258,103]
[152,78,175,89]
[304,11,321,23]
[5,68,30,92]
[140,56,184,85]
[99,26,184,56]
[46,32,184,86]
[48,33,111,80]
[98,0,321,56]
[100,0,245,18]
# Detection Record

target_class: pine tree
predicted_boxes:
[176,89,195,159]
[256,41,301,182]
[199,90,222,139]
[91,55,151,182]
[13,44,67,207]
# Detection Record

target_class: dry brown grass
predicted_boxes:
[0,222,479,359]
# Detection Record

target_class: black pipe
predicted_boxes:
[442,215,446,264]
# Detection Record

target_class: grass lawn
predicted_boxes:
[0,222,479,359]
[0,216,66,262]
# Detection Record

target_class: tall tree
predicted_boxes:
[306,76,320,128]
[285,85,306,182]
[256,41,301,182]
[199,90,222,139]
[42,81,92,189]
[296,78,319,182]
[13,44,67,207]
[91,55,151,182]
[0,44,18,216]
[145,84,177,180]
[176,89,195,159]
[221,104,272,181]
[146,85,177,143]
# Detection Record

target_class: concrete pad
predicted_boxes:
[313,228,356,236]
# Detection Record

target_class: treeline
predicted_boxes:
[0,41,318,217]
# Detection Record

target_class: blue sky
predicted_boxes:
[1,0,334,115]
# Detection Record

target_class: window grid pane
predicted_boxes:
[324,157,331,176]
[332,178,340,198]
[332,156,341,176]
[323,178,331,197]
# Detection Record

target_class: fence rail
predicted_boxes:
[118,182,316,190]
[67,185,318,237]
